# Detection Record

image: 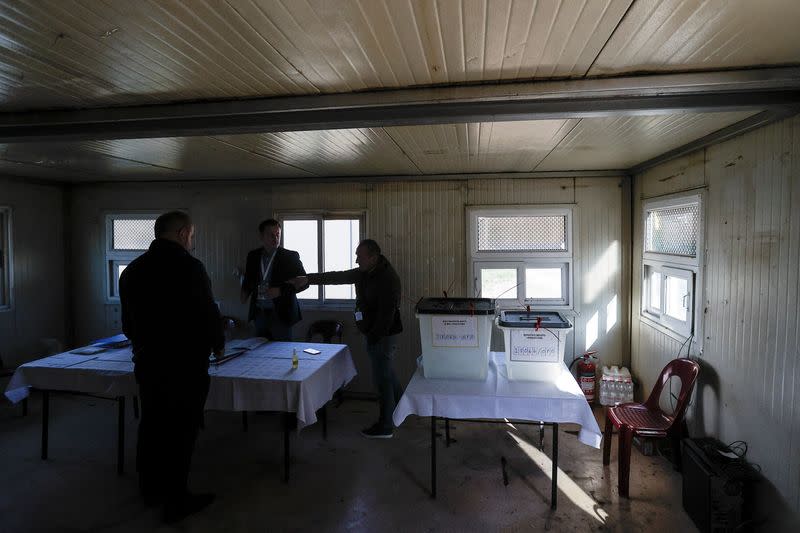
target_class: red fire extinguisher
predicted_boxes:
[570,351,598,404]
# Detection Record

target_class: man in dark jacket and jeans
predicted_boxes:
[293,239,402,438]
[120,211,224,523]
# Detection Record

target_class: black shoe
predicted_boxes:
[163,493,215,524]
[360,424,393,439]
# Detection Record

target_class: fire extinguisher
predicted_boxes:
[569,351,598,404]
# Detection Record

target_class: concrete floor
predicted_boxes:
[0,394,699,532]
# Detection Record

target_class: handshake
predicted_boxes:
[289,276,309,291]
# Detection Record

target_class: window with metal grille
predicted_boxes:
[0,207,11,310]
[106,214,159,301]
[112,219,156,250]
[641,193,703,340]
[468,207,573,308]
[645,203,699,257]
[477,215,566,252]
[278,211,365,306]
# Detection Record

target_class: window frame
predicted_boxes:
[0,206,13,312]
[277,210,366,309]
[642,263,695,338]
[475,260,571,308]
[640,192,704,343]
[467,206,574,310]
[105,212,161,303]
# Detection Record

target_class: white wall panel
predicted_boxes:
[0,178,65,366]
[632,114,800,513]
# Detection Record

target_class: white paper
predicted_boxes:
[432,316,478,347]
[509,330,560,362]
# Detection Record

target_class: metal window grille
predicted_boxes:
[113,219,155,250]
[477,215,566,252]
[645,203,699,257]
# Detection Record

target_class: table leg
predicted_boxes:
[539,422,545,449]
[320,404,328,440]
[335,388,344,407]
[22,397,28,417]
[117,396,125,476]
[41,390,49,460]
[445,418,451,447]
[431,416,437,499]
[283,412,291,484]
[242,411,248,432]
[551,423,558,510]
[132,395,140,420]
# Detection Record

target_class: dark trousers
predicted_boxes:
[366,335,402,431]
[254,307,292,341]
[136,373,209,504]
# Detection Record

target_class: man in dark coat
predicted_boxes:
[293,239,402,438]
[120,211,223,523]
[240,219,306,340]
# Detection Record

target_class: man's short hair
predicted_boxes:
[358,239,381,256]
[154,211,192,238]
[258,219,281,234]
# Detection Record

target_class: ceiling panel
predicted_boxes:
[0,141,177,180]
[384,120,578,174]
[536,111,758,171]
[0,0,315,112]
[2,111,773,181]
[216,128,421,177]
[1,0,798,114]
[0,136,314,181]
[589,0,800,76]
[0,0,633,112]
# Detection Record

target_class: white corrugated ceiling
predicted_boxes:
[0,0,798,180]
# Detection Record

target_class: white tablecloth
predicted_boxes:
[205,342,356,428]
[393,352,602,448]
[4,341,356,430]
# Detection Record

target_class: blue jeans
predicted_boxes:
[366,335,402,431]
[254,308,292,341]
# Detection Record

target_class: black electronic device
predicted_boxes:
[682,438,758,533]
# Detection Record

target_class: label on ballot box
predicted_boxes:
[431,316,478,347]
[509,330,560,362]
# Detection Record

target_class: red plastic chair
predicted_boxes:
[602,358,700,498]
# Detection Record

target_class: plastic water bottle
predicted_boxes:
[599,366,611,405]
[292,348,298,370]
[606,366,617,403]
[619,367,633,402]
[599,370,607,405]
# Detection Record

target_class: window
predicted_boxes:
[641,194,703,339]
[468,207,573,308]
[106,214,158,300]
[0,207,11,310]
[279,212,365,305]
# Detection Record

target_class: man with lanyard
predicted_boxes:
[241,219,305,340]
[291,239,403,438]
